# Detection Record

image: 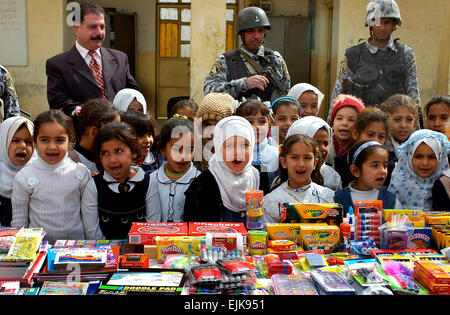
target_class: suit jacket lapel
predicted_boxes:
[100,47,117,97]
[68,45,100,90]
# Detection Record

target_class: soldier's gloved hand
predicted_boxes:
[247,75,269,91]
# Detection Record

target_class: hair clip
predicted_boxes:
[270,96,302,113]
[350,141,382,165]
[71,106,82,117]
[172,113,188,120]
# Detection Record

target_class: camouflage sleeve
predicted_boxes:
[327,57,351,122]
[273,51,291,93]
[403,45,420,105]
[203,55,248,99]
[0,66,20,119]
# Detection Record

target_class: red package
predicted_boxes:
[267,261,293,277]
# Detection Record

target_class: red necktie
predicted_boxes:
[88,50,107,100]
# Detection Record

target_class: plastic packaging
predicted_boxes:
[310,269,356,295]
[379,214,414,250]
[246,189,264,230]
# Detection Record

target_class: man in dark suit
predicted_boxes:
[46,2,141,116]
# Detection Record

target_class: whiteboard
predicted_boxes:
[0,0,28,66]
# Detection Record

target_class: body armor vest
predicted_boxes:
[224,48,277,102]
[343,40,408,107]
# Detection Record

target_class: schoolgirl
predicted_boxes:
[334,140,401,216]
[236,98,279,193]
[334,107,390,188]
[184,116,260,223]
[263,134,335,224]
[170,98,198,123]
[82,122,161,240]
[11,110,92,242]
[69,99,120,173]
[192,92,235,172]
[113,88,148,114]
[0,117,34,226]
[287,83,325,118]
[389,129,450,210]
[380,94,420,161]
[326,94,365,167]
[424,95,450,134]
[120,110,164,174]
[286,116,342,191]
[149,118,199,222]
[270,96,302,145]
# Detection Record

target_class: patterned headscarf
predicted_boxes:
[388,129,450,210]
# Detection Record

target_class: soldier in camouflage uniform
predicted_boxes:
[0,65,21,122]
[328,0,420,123]
[204,7,290,103]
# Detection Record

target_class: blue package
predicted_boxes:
[409,227,432,249]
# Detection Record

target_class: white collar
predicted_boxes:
[349,181,378,194]
[103,165,144,183]
[156,161,198,185]
[75,41,101,59]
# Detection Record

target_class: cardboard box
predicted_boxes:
[155,236,204,263]
[265,223,327,244]
[280,202,343,226]
[128,222,188,245]
[300,225,340,254]
[188,222,248,244]
[410,227,432,249]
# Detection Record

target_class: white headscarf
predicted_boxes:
[388,129,450,210]
[286,116,332,140]
[113,88,147,114]
[208,116,260,212]
[287,83,325,111]
[0,116,34,198]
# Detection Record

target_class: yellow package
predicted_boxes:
[383,209,425,227]
[280,202,343,226]
[300,225,340,254]
[156,236,204,264]
[265,223,327,244]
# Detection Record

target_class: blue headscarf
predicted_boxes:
[388,129,450,210]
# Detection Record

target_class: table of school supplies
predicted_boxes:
[1,208,449,296]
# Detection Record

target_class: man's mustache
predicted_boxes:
[90,35,104,40]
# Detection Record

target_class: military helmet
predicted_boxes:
[365,0,402,27]
[236,6,271,34]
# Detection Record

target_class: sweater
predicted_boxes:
[11,155,91,243]
[149,162,200,222]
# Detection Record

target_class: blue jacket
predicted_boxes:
[334,186,396,216]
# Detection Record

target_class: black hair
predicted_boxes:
[272,134,323,190]
[33,109,75,144]
[170,99,198,119]
[92,121,138,171]
[120,110,156,138]
[353,107,389,138]
[425,95,450,115]
[235,98,271,118]
[75,99,119,142]
[80,2,105,23]
[157,118,194,150]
